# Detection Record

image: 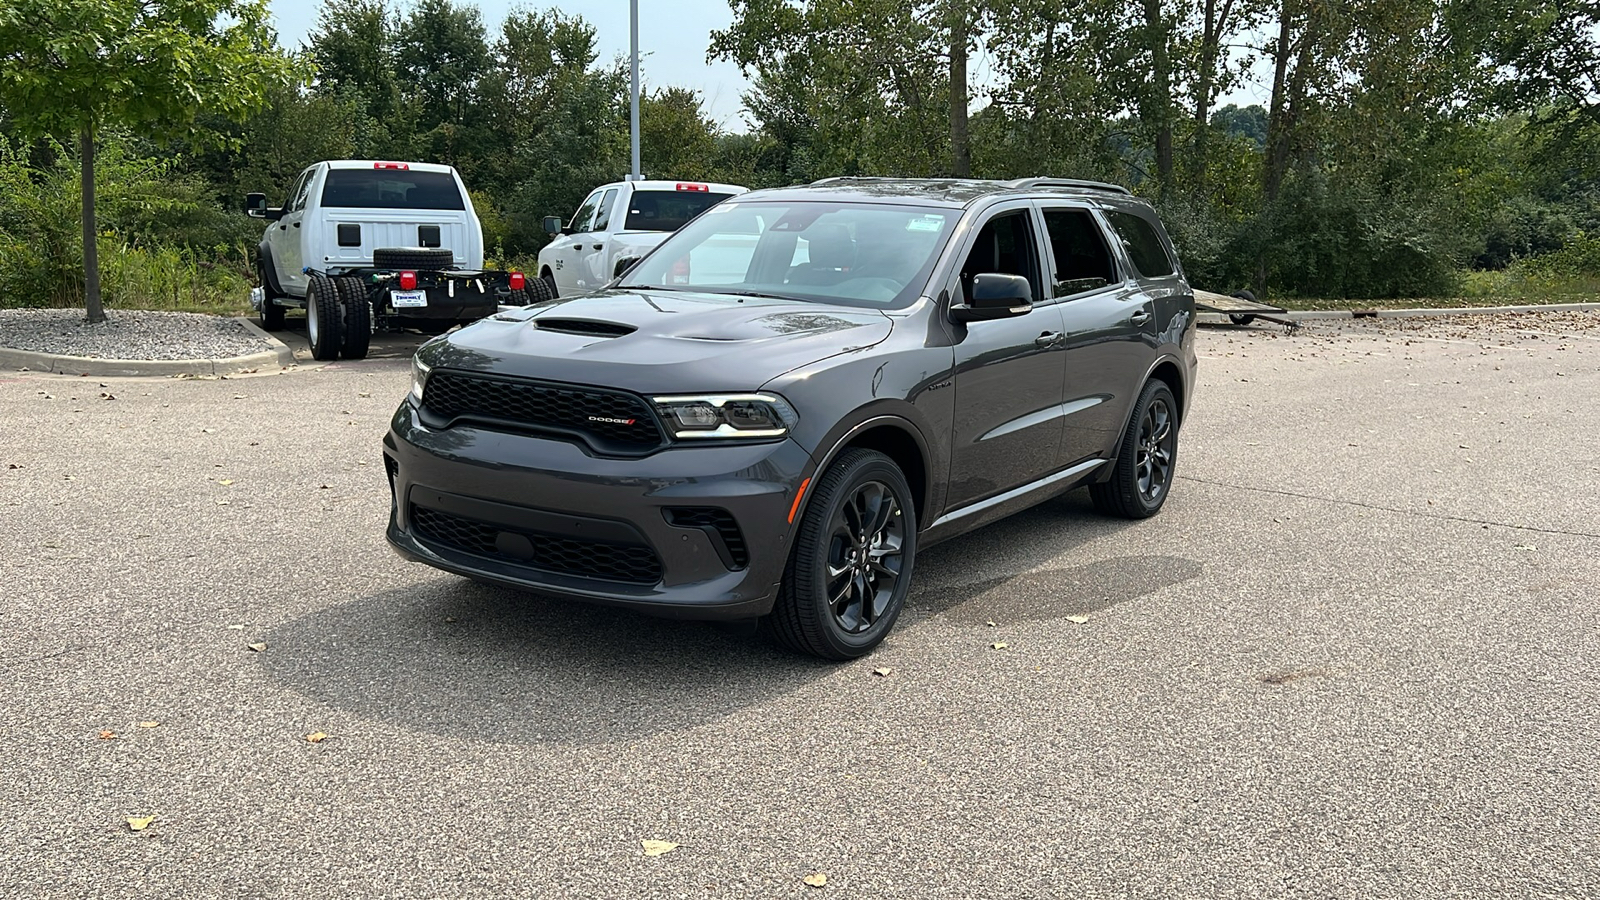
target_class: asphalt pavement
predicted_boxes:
[2,313,1596,898]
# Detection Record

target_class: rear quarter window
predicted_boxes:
[320,169,466,210]
[1105,210,1177,278]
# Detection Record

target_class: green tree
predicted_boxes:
[0,0,299,322]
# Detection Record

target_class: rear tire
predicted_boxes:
[336,276,371,360]
[373,247,453,271]
[512,275,555,306]
[1090,380,1179,519]
[1229,290,1258,326]
[764,449,917,660]
[540,270,559,299]
[306,274,343,361]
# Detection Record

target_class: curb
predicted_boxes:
[0,317,297,377]
[1200,300,1600,324]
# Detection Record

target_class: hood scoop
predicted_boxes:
[533,317,637,338]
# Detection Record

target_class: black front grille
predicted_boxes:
[421,371,663,452]
[666,507,748,569]
[411,505,663,585]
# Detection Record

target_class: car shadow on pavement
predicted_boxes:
[259,492,1198,746]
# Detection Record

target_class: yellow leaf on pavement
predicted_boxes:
[98,729,116,740]
[126,816,154,831]
[872,667,892,677]
[803,872,828,887]
[306,731,329,743]
[1065,615,1089,624]
[641,839,679,857]
[218,479,234,486]
[991,642,1009,650]
[137,721,160,728]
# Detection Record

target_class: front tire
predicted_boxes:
[764,449,917,660]
[1090,380,1179,519]
[306,274,343,361]
[257,254,285,331]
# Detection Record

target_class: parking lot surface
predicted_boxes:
[3,313,1597,898]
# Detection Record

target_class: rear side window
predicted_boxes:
[320,169,466,210]
[593,188,620,231]
[1041,208,1117,297]
[1105,210,1176,277]
[624,191,735,232]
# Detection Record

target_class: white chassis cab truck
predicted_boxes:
[247,160,552,361]
[536,179,748,297]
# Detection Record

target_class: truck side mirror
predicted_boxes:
[543,215,563,235]
[245,193,267,217]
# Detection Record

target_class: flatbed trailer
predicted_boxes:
[1193,289,1291,327]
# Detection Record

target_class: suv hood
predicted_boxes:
[427,287,894,393]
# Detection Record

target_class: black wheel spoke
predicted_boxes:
[822,478,907,636]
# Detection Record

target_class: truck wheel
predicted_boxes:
[336,276,371,360]
[540,270,559,299]
[763,449,917,660]
[256,255,285,331]
[1229,290,1257,326]
[373,247,453,271]
[520,275,555,305]
[306,274,344,361]
[1089,380,1179,519]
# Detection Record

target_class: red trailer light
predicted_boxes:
[374,162,410,170]
[398,271,418,290]
[675,183,709,192]
[509,272,526,290]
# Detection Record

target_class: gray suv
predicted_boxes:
[383,178,1198,659]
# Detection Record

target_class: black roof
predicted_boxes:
[738,176,1138,208]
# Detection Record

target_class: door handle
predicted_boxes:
[1034,331,1064,348]
[593,244,604,251]
[1129,310,1152,326]
[293,222,301,228]
[279,225,286,231]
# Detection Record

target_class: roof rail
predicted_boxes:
[1004,177,1132,196]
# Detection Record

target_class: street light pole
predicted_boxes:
[629,0,641,181]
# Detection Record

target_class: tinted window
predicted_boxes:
[1041,208,1117,297]
[959,211,1042,304]
[320,169,466,210]
[569,190,603,232]
[620,201,954,308]
[283,170,310,210]
[593,188,619,231]
[1105,210,1175,277]
[624,191,735,232]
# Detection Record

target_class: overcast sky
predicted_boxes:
[266,0,757,130]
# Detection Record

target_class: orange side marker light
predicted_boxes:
[787,478,812,523]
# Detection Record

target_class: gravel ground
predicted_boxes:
[2,312,1597,898]
[0,309,271,360]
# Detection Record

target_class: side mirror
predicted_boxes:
[949,273,1033,323]
[543,215,563,235]
[245,192,267,217]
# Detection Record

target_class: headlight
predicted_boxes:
[409,355,432,401]
[651,393,798,440]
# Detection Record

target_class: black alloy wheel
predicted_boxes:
[1089,380,1179,519]
[765,448,917,660]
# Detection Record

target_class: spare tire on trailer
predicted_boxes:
[373,247,454,271]
[512,273,556,306]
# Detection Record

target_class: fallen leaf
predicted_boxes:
[318,484,331,490]
[991,642,1009,650]
[803,873,828,887]
[306,731,329,743]
[126,816,154,831]
[138,721,160,728]
[98,729,116,740]
[246,642,268,652]
[99,392,115,400]
[218,479,234,486]
[226,624,245,630]
[985,620,997,627]
[214,500,231,506]
[641,839,679,857]
[872,667,892,677]
[1065,615,1089,624]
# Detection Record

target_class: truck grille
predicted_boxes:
[411,505,663,585]
[421,371,664,453]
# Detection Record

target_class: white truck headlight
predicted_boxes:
[410,355,432,401]
[651,393,798,440]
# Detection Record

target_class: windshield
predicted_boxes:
[321,169,466,210]
[618,201,955,308]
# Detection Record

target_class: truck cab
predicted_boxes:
[536,179,747,297]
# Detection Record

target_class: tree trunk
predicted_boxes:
[80,126,105,324]
[1262,0,1295,206]
[1192,0,1235,190]
[949,2,971,178]
[1143,0,1173,197]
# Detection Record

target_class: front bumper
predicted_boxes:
[383,402,811,619]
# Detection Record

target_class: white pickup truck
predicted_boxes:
[247,160,548,361]
[536,179,748,297]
